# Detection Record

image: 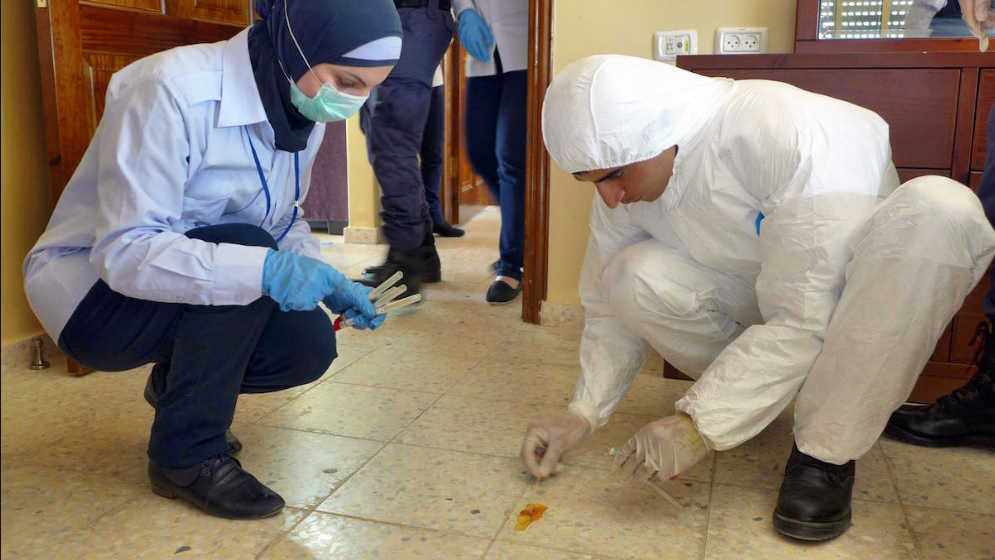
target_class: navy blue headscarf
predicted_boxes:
[248,0,402,151]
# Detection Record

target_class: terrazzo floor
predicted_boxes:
[2,207,993,559]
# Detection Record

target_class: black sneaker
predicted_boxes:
[148,455,284,519]
[433,221,465,237]
[885,321,995,448]
[485,279,522,305]
[773,444,855,541]
[144,373,242,454]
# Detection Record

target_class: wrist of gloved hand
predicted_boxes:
[263,250,345,312]
[612,413,709,482]
[457,9,494,61]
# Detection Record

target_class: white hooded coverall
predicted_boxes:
[542,55,995,464]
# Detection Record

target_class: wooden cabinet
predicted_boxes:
[676,52,993,402]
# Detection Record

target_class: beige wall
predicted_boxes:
[545,0,797,306]
[345,115,380,229]
[2,0,51,345]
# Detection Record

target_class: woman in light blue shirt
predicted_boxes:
[23,0,401,520]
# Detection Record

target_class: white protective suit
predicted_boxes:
[543,55,995,464]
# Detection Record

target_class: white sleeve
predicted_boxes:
[452,0,475,15]
[275,213,321,259]
[676,101,889,450]
[89,77,269,306]
[570,198,652,429]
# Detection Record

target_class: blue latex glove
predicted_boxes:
[457,9,494,61]
[262,251,375,320]
[323,285,386,331]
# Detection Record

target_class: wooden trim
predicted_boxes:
[677,52,995,71]
[442,44,461,226]
[795,0,819,42]
[952,68,980,184]
[796,37,993,54]
[523,0,552,324]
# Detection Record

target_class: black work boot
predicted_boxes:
[420,228,442,283]
[144,372,243,454]
[360,247,426,298]
[885,320,995,448]
[773,444,855,541]
[148,455,284,519]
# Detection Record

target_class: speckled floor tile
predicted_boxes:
[332,345,485,394]
[231,424,383,508]
[1,464,147,559]
[703,484,917,559]
[905,506,995,560]
[450,360,579,408]
[262,512,491,559]
[47,499,306,559]
[485,541,609,560]
[396,393,562,457]
[880,439,995,514]
[502,465,710,560]
[612,375,693,417]
[259,382,438,441]
[319,443,528,538]
[713,410,898,503]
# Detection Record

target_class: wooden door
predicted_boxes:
[34,0,252,372]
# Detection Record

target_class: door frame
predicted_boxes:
[522,0,553,324]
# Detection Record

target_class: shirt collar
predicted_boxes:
[218,27,268,128]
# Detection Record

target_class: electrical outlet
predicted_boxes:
[715,27,768,54]
[653,30,698,62]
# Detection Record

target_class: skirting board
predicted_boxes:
[343,226,383,245]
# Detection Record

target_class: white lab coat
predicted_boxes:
[23,27,324,340]
[453,0,528,76]
[543,56,995,463]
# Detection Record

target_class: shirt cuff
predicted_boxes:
[211,243,270,305]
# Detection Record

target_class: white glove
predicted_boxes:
[612,414,709,482]
[521,413,591,478]
[960,0,995,39]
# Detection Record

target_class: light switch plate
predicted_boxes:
[654,30,698,62]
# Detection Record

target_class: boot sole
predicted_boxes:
[773,510,851,541]
[883,424,995,449]
[424,270,441,283]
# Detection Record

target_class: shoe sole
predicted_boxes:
[883,424,995,449]
[150,480,283,520]
[424,270,442,283]
[486,294,521,305]
[773,510,851,541]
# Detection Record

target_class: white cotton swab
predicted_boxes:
[609,447,682,508]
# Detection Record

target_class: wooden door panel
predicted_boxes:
[175,0,252,26]
[972,70,994,171]
[84,53,142,123]
[85,0,164,13]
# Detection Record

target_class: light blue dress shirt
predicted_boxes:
[23,27,326,340]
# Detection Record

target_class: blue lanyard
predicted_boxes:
[245,128,299,243]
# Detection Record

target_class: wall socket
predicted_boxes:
[653,30,698,62]
[715,27,769,54]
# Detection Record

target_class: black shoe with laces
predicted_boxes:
[144,373,243,454]
[148,455,285,519]
[773,444,855,541]
[885,320,995,448]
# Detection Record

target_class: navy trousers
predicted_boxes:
[981,108,995,318]
[360,3,453,250]
[465,51,527,281]
[58,224,336,469]
[422,85,446,226]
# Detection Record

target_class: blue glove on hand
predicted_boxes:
[457,9,494,62]
[262,250,369,317]
[323,285,386,331]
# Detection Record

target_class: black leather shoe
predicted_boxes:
[433,221,465,237]
[360,247,426,297]
[144,374,242,454]
[148,455,284,519]
[773,444,854,541]
[885,321,995,448]
[485,279,522,305]
[421,245,442,283]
